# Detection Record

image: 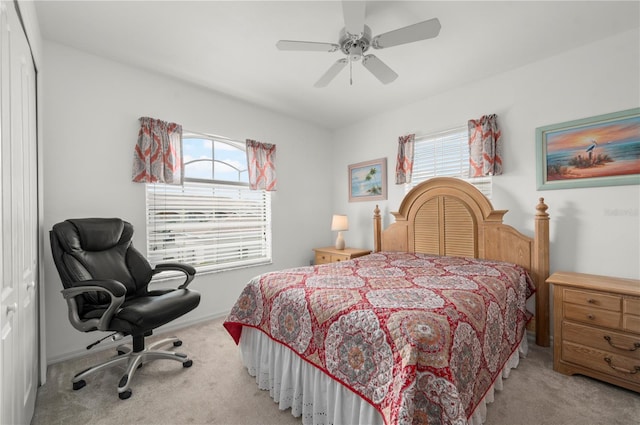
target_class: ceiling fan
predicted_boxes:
[276,1,441,87]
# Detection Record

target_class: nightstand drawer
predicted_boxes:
[564,288,621,311]
[331,254,350,262]
[315,253,332,265]
[564,303,621,329]
[313,247,371,265]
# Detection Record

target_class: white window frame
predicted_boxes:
[145,132,272,274]
[407,126,492,198]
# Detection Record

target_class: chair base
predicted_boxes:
[71,335,193,399]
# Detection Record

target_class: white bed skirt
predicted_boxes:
[239,326,529,425]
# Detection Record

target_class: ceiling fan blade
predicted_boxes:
[372,18,441,49]
[276,40,340,52]
[342,1,366,36]
[362,54,398,84]
[314,59,348,88]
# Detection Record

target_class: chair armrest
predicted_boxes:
[66,279,127,297]
[61,279,126,332]
[152,263,196,289]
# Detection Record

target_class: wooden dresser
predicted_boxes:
[313,247,371,265]
[548,271,640,392]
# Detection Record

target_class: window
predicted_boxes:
[407,126,492,198]
[146,132,272,273]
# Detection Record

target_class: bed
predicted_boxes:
[224,177,550,425]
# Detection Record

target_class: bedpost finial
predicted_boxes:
[373,205,382,253]
[536,198,549,217]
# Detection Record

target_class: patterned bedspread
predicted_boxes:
[224,252,535,425]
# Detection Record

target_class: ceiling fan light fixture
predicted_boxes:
[348,44,363,61]
[339,25,371,56]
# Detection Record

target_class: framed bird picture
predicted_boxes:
[536,108,640,190]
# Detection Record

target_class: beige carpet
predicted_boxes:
[32,317,640,425]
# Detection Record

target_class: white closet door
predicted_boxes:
[15,14,38,422]
[0,2,39,424]
[0,5,18,423]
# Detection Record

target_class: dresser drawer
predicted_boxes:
[564,303,621,329]
[562,340,640,385]
[624,297,640,334]
[564,288,621,311]
[624,315,640,334]
[625,297,640,314]
[562,321,640,360]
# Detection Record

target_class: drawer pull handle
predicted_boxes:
[587,298,596,304]
[604,336,640,351]
[604,357,640,375]
[586,314,595,320]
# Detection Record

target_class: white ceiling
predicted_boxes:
[34,1,640,130]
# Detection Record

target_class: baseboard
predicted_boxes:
[526,329,555,347]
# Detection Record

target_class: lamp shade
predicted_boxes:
[331,214,349,231]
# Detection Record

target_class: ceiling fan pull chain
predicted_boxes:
[349,55,353,85]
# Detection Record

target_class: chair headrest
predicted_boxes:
[62,218,133,252]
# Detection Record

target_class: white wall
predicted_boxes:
[42,41,334,362]
[331,29,640,280]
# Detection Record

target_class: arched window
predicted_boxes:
[183,135,249,183]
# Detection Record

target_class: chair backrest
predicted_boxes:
[50,218,154,307]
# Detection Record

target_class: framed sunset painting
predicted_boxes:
[536,108,640,190]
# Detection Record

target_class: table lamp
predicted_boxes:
[331,214,348,250]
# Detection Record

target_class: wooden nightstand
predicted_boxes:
[548,271,640,392]
[313,247,371,265]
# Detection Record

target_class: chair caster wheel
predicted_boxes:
[72,380,86,391]
[119,390,132,400]
[183,360,193,368]
[173,340,182,347]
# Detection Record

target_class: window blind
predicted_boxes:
[407,126,492,198]
[146,181,272,273]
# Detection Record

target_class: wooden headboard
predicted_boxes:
[373,177,550,347]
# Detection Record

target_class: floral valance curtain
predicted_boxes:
[468,114,503,177]
[132,117,183,185]
[246,139,277,191]
[395,133,415,184]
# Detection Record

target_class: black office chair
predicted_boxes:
[50,218,201,399]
